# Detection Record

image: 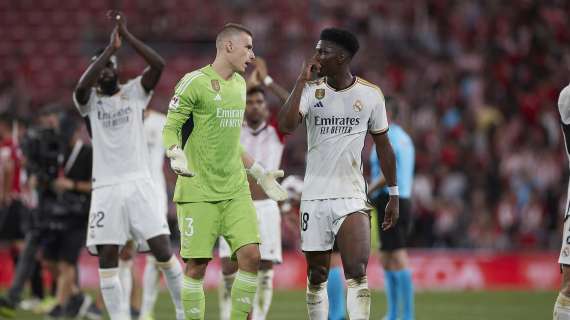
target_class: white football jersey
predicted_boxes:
[299,77,388,200]
[74,76,152,188]
[144,111,168,214]
[240,122,284,170]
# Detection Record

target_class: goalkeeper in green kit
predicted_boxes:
[162,23,288,320]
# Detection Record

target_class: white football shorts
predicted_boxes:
[300,197,370,252]
[86,178,170,255]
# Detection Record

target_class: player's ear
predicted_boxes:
[226,40,234,53]
[337,52,346,64]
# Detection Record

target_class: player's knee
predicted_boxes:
[562,278,570,297]
[562,266,570,296]
[259,260,273,271]
[308,265,329,284]
[185,259,209,279]
[236,244,261,272]
[58,261,74,274]
[241,250,261,271]
[343,263,366,280]
[221,258,238,275]
[153,250,172,263]
[147,236,173,262]
[97,246,119,268]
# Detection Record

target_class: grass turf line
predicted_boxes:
[9,290,556,320]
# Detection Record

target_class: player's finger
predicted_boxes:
[178,170,194,177]
[382,217,393,230]
[107,10,118,19]
[271,170,285,178]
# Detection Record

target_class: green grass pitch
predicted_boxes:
[10,290,556,319]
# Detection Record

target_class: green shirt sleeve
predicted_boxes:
[163,73,201,149]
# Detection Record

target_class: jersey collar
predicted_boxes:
[245,121,268,135]
[324,76,358,92]
[204,64,236,82]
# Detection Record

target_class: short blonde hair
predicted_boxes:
[216,23,253,48]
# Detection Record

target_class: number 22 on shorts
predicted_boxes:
[89,211,105,229]
[185,217,194,236]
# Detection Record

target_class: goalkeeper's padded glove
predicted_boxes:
[166,145,195,177]
[247,162,288,201]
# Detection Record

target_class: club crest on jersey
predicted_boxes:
[211,80,220,92]
[315,88,325,100]
[353,100,363,112]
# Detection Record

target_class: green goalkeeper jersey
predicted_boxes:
[163,65,250,202]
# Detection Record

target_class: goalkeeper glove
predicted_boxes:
[166,145,194,177]
[247,162,288,201]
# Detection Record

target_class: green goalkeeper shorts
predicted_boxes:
[177,196,260,259]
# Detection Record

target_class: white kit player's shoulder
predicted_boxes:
[307,77,326,87]
[558,84,570,124]
[355,77,384,95]
[122,76,153,104]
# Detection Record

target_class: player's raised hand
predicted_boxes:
[382,197,399,230]
[255,57,269,81]
[298,55,320,82]
[107,10,128,34]
[109,26,121,51]
[166,146,195,177]
[246,68,261,88]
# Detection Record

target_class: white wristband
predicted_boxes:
[388,186,399,196]
[263,75,274,86]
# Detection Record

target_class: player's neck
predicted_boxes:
[97,83,120,96]
[211,59,234,80]
[325,70,355,91]
[246,119,264,131]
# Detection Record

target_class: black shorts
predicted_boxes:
[0,201,26,241]
[372,194,412,252]
[42,228,86,264]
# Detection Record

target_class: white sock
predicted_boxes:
[306,281,328,320]
[156,255,185,320]
[140,255,160,319]
[252,269,274,320]
[554,293,570,320]
[118,259,133,307]
[218,272,236,320]
[346,276,370,320]
[99,268,130,320]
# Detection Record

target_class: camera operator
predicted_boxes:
[0,108,94,319]
[37,109,93,318]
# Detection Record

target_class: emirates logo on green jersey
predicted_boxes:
[216,108,244,128]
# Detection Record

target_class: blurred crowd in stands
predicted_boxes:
[1,0,570,250]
